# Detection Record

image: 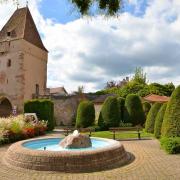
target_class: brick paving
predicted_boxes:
[0,134,180,180]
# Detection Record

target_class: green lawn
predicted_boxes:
[86,130,154,139]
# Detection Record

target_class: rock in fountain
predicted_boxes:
[59,130,92,148]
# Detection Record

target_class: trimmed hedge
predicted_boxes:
[98,96,120,129]
[24,99,54,131]
[117,97,125,123]
[160,137,180,154]
[145,102,162,133]
[76,101,95,128]
[154,103,167,138]
[142,101,151,118]
[124,94,145,126]
[161,85,180,137]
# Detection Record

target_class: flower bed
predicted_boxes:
[0,115,47,145]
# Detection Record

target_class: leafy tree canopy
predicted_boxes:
[71,0,121,16]
[1,0,122,16]
[95,68,175,98]
[132,67,147,85]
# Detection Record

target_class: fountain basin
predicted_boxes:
[4,137,129,172]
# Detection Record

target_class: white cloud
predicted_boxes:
[0,0,180,93]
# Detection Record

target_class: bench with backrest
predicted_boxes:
[62,127,76,136]
[62,127,95,137]
[78,128,95,137]
[109,126,143,140]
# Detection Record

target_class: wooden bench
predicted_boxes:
[78,128,95,137]
[62,128,95,137]
[109,127,143,140]
[62,128,76,136]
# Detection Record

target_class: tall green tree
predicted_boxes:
[154,103,167,138]
[161,86,180,137]
[124,94,145,126]
[76,101,95,128]
[142,101,151,119]
[117,97,125,122]
[145,102,162,133]
[132,67,147,85]
[98,96,120,129]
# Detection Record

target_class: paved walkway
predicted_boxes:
[0,133,180,180]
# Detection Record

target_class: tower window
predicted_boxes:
[35,84,39,97]
[7,32,11,37]
[7,59,11,67]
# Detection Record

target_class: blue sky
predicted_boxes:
[34,0,180,92]
[39,0,148,24]
[39,0,80,24]
[1,0,180,93]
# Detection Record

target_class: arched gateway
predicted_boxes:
[0,97,12,117]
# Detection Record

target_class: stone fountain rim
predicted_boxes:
[4,136,129,172]
[7,136,122,156]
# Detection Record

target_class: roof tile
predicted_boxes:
[143,94,170,103]
[0,7,47,52]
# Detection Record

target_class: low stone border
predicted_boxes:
[3,137,130,173]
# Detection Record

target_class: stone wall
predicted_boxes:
[52,95,103,126]
[0,39,47,113]
[53,96,80,126]
[94,103,102,123]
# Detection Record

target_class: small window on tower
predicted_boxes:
[7,32,11,37]
[35,84,39,98]
[7,59,11,67]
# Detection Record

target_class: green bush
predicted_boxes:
[76,101,95,128]
[98,96,120,129]
[145,102,162,133]
[95,82,175,98]
[160,137,180,154]
[24,99,54,131]
[117,97,125,123]
[154,103,167,138]
[161,86,180,137]
[142,101,151,119]
[97,112,107,130]
[124,94,145,126]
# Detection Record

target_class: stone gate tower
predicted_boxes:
[0,7,48,116]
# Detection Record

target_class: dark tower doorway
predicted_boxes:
[0,98,12,117]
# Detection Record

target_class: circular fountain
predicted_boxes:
[4,130,130,172]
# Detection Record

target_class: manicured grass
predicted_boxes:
[86,130,154,139]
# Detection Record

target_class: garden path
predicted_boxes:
[0,133,179,180]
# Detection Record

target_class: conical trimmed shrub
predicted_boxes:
[145,102,162,133]
[76,101,95,128]
[117,97,125,123]
[161,86,180,137]
[98,96,120,129]
[143,101,151,119]
[124,94,145,126]
[154,103,167,138]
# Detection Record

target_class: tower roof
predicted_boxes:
[0,7,47,52]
